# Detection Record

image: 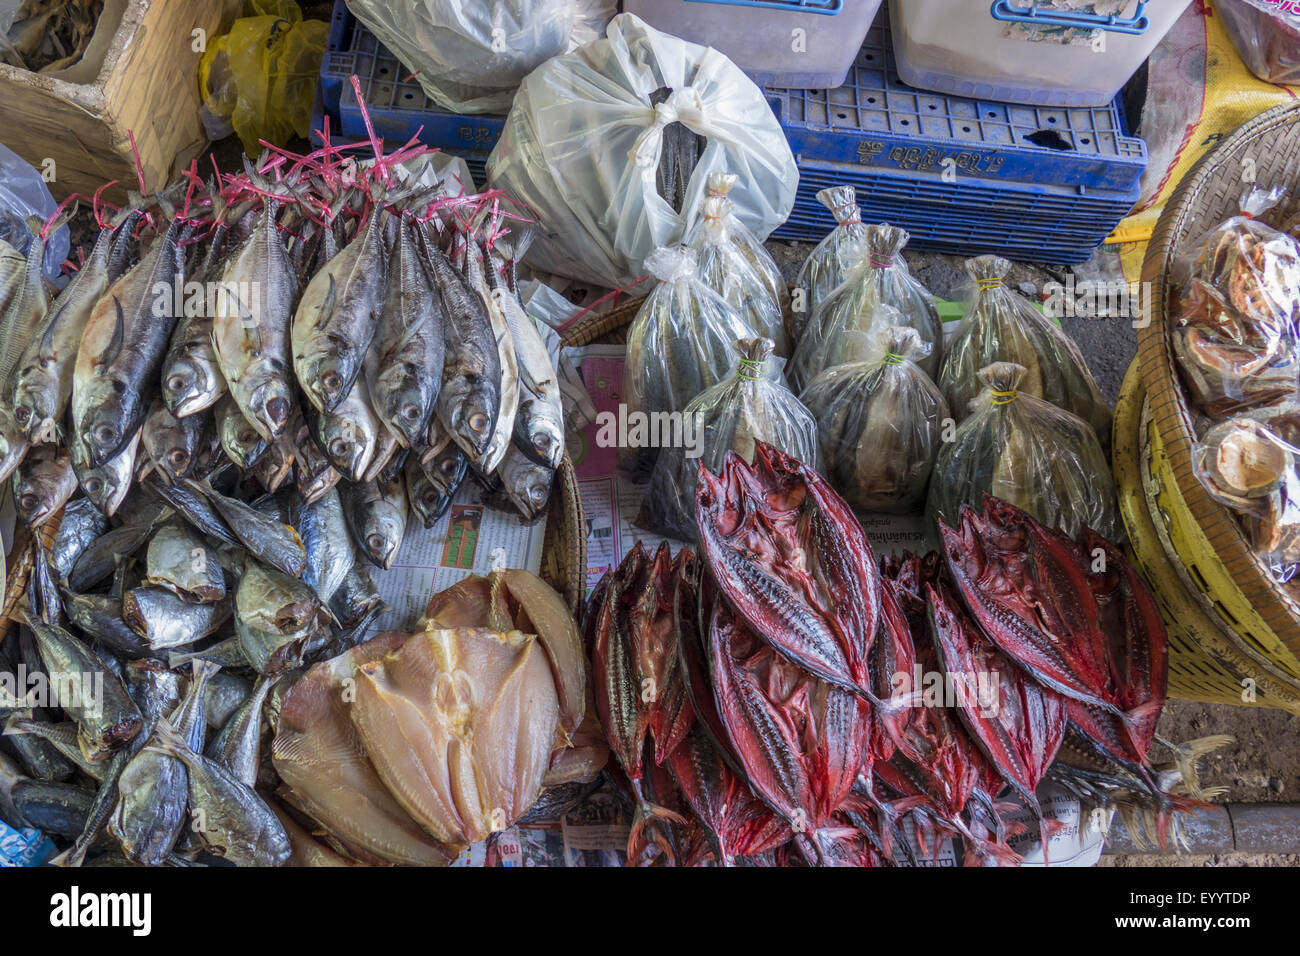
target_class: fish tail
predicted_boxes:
[1156,734,1234,801]
[626,799,685,867]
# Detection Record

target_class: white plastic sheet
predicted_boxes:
[487,13,798,289]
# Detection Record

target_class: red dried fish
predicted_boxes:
[940,498,1129,725]
[696,442,880,703]
[928,575,1067,835]
[588,544,687,864]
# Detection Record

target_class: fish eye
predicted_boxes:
[439,459,457,476]
[530,485,548,503]
[94,423,117,445]
[238,429,257,445]
[13,406,29,425]
[401,403,420,422]
[167,449,189,468]
[18,493,37,512]
[468,412,488,434]
[84,478,103,496]
[321,370,342,392]
[329,439,347,458]
[533,434,552,455]
[166,374,188,393]
[422,490,437,504]
[366,534,385,553]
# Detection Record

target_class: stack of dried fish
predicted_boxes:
[939,255,1111,443]
[1174,190,1300,576]
[589,445,1220,865]
[0,104,566,556]
[928,362,1121,542]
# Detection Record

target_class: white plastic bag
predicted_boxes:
[487,13,798,289]
[347,0,615,114]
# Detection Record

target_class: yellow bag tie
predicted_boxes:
[990,388,1018,406]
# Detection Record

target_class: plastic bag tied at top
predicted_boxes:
[638,337,819,541]
[200,0,327,157]
[620,245,759,481]
[801,325,949,516]
[927,362,1121,542]
[939,254,1111,444]
[790,223,942,388]
[1174,188,1300,417]
[687,171,790,314]
[486,13,798,288]
[688,194,787,356]
[793,186,869,339]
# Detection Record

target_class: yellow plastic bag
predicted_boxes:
[200,0,328,156]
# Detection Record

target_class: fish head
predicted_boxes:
[516,399,565,469]
[442,377,498,462]
[0,406,29,484]
[429,446,468,496]
[162,350,223,418]
[70,433,134,517]
[13,447,72,527]
[361,507,405,570]
[298,337,359,414]
[317,414,369,482]
[10,366,59,441]
[81,380,139,466]
[376,364,434,448]
[245,378,294,442]
[503,454,553,521]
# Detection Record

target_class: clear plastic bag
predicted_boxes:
[1217,0,1300,87]
[688,194,787,356]
[686,171,789,314]
[792,186,868,340]
[1173,189,1300,417]
[800,327,949,515]
[1191,406,1300,569]
[789,223,942,388]
[637,337,819,540]
[927,362,1121,542]
[347,0,615,114]
[940,255,1111,444]
[620,246,760,481]
[0,143,68,284]
[487,13,798,288]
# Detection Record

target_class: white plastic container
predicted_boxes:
[889,0,1195,107]
[624,0,884,89]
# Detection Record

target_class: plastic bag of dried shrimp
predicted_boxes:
[1191,405,1300,577]
[1173,188,1300,417]
[685,171,789,315]
[686,194,787,355]
[487,14,798,288]
[789,223,942,388]
[792,186,868,340]
[637,337,819,541]
[927,362,1121,542]
[620,246,761,481]
[800,326,949,515]
[939,255,1111,444]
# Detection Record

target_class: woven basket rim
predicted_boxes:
[558,296,645,348]
[1136,101,1300,650]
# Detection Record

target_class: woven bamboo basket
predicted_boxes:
[1135,102,1300,693]
[1114,363,1300,713]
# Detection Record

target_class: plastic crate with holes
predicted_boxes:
[766,15,1147,262]
[313,0,1147,264]
[313,0,504,188]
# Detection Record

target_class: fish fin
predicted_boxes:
[36,313,58,361]
[312,274,337,331]
[24,214,44,237]
[144,717,192,761]
[99,298,126,372]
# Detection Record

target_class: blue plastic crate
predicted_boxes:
[316,0,1145,263]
